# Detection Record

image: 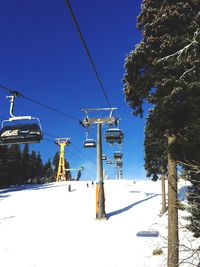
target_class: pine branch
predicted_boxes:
[179,66,196,80]
[157,30,200,64]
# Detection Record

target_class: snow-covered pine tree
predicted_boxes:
[123,1,200,266]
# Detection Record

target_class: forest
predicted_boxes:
[0,144,71,188]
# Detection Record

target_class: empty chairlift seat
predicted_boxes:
[104,128,124,144]
[83,139,96,148]
[0,123,43,145]
[114,151,123,160]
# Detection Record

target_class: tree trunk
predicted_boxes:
[161,168,167,213]
[167,134,179,267]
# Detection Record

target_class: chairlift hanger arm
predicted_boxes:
[6,91,22,118]
[6,95,16,118]
[6,93,36,121]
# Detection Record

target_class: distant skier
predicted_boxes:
[68,184,71,192]
[91,181,94,187]
[86,183,89,188]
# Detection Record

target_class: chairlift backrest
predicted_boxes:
[105,128,124,144]
[0,93,43,145]
[0,123,43,145]
[114,151,123,160]
[83,139,96,148]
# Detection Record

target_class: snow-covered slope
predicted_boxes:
[0,179,198,267]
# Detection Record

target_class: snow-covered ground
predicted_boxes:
[0,179,199,267]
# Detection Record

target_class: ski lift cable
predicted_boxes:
[0,94,96,165]
[0,115,94,164]
[43,130,95,165]
[42,136,94,164]
[67,149,96,168]
[65,0,112,109]
[70,142,96,166]
[42,130,92,160]
[42,132,96,166]
[0,84,80,122]
[0,118,94,164]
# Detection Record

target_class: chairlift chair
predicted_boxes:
[102,155,107,160]
[114,151,123,161]
[0,93,43,145]
[83,139,96,148]
[0,123,42,145]
[105,128,124,144]
[116,160,123,168]
[83,128,96,148]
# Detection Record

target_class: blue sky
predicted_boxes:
[0,0,148,180]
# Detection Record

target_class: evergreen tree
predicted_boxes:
[144,108,168,181]
[53,151,59,174]
[29,150,37,181]
[186,172,200,238]
[21,144,30,183]
[123,1,200,266]
[43,159,54,179]
[35,152,43,181]
[145,108,168,213]
[6,145,22,186]
[0,146,8,188]
[65,158,71,181]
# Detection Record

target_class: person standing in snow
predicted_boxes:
[68,184,71,192]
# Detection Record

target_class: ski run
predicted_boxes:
[0,179,199,267]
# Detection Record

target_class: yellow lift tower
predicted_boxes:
[55,138,70,182]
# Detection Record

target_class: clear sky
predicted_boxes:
[0,0,148,180]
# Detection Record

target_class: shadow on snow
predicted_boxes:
[0,194,10,201]
[0,215,15,221]
[107,193,159,219]
[0,182,69,195]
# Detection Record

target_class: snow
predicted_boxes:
[0,179,199,267]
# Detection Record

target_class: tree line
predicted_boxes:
[0,144,71,188]
[123,1,200,266]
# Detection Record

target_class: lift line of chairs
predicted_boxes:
[83,128,124,148]
[0,93,123,148]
